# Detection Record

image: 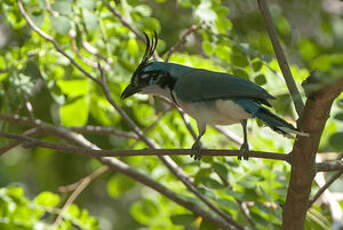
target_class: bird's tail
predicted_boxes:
[254,107,308,138]
[235,99,308,138]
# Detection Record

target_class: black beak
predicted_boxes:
[121,84,140,99]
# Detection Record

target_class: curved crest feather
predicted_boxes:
[142,31,157,63]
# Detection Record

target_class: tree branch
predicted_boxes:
[0,128,40,156]
[165,24,200,62]
[316,160,343,172]
[53,166,109,228]
[18,1,103,86]
[309,171,343,229]
[308,171,343,208]
[256,0,304,116]
[0,113,138,140]
[105,2,161,61]
[2,128,234,230]
[0,131,289,161]
[282,74,343,229]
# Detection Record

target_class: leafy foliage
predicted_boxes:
[0,186,99,229]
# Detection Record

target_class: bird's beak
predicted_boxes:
[121,84,140,99]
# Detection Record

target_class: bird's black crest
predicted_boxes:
[134,31,158,75]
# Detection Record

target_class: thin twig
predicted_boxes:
[257,0,304,116]
[69,125,139,140]
[238,200,256,228]
[18,1,102,86]
[316,161,343,172]
[0,128,40,156]
[309,170,343,229]
[59,166,109,193]
[53,166,109,227]
[0,113,138,140]
[105,2,161,61]
[213,125,242,146]
[309,171,343,207]
[165,24,200,62]
[177,107,197,140]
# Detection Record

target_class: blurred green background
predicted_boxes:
[0,0,343,229]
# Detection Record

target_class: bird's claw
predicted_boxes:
[239,142,249,160]
[191,142,202,160]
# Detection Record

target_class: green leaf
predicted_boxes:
[34,191,60,207]
[212,162,228,182]
[75,24,83,49]
[60,96,89,126]
[50,15,71,34]
[232,69,249,79]
[127,38,138,56]
[52,0,72,15]
[329,132,343,150]
[252,60,263,72]
[82,9,98,32]
[197,177,223,189]
[6,186,24,198]
[170,214,196,225]
[231,51,248,67]
[130,199,159,225]
[31,11,45,27]
[200,220,219,230]
[254,74,267,85]
[107,174,135,198]
[216,198,239,210]
[337,98,343,109]
[80,0,96,10]
[202,41,214,56]
[57,79,89,97]
[334,112,343,121]
[141,18,161,32]
[215,44,231,61]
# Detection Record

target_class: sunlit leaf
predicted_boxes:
[107,174,135,198]
[50,15,71,34]
[57,79,89,97]
[60,96,89,126]
[52,0,72,15]
[82,9,98,32]
[34,191,60,207]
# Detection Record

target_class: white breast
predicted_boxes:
[176,97,251,125]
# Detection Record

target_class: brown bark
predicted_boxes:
[282,76,343,230]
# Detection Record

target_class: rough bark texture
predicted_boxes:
[282,76,343,230]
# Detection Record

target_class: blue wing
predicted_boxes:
[173,68,275,106]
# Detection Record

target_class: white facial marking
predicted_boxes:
[141,74,149,79]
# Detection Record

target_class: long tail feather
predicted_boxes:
[234,99,308,138]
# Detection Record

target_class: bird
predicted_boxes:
[121,32,307,160]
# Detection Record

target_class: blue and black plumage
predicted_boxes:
[121,33,308,160]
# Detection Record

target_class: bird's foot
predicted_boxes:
[191,142,202,160]
[239,142,249,160]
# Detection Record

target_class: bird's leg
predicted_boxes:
[191,121,206,160]
[239,119,249,160]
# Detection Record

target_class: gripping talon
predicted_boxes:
[239,142,249,160]
[191,142,202,160]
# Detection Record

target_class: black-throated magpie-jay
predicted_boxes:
[121,33,307,160]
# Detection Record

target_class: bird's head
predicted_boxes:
[121,32,173,100]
